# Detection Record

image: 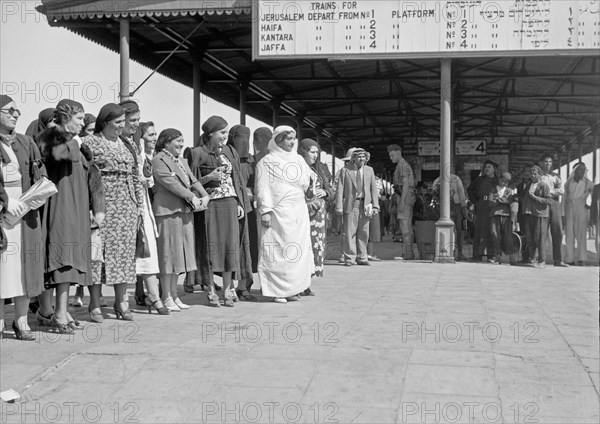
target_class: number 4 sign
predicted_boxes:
[456,140,486,156]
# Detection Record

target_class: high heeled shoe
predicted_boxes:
[207,293,221,308]
[50,315,74,334]
[145,297,170,315]
[88,306,105,323]
[224,293,235,308]
[163,297,181,312]
[35,309,53,326]
[173,298,190,310]
[66,312,81,330]
[12,321,36,341]
[113,303,134,321]
[134,294,146,307]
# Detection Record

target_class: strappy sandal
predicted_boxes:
[207,293,221,308]
[51,315,74,334]
[224,293,235,307]
[236,290,257,301]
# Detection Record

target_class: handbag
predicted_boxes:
[135,221,151,259]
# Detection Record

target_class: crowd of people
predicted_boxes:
[0,95,332,340]
[1,94,599,341]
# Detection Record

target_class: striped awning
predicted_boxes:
[38,0,251,20]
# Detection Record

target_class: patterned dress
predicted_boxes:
[83,135,143,286]
[308,169,327,277]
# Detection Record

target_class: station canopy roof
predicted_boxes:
[38,0,600,175]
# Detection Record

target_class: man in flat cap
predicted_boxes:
[467,160,499,261]
[563,162,594,265]
[487,171,518,264]
[335,148,379,266]
[388,144,416,259]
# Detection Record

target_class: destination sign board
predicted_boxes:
[254,1,600,59]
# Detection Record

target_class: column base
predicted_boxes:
[435,219,456,263]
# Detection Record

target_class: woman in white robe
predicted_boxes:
[255,126,314,303]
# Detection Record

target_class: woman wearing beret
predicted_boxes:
[255,126,314,303]
[185,116,247,307]
[0,94,46,340]
[83,103,144,321]
[299,138,333,286]
[153,129,208,312]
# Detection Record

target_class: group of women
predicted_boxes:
[0,94,332,340]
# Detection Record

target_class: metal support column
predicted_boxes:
[192,58,202,147]
[272,100,280,128]
[435,58,455,263]
[296,115,303,140]
[119,19,130,101]
[567,148,571,178]
[331,140,336,178]
[239,82,248,126]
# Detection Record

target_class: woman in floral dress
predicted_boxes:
[83,103,143,321]
[298,138,333,286]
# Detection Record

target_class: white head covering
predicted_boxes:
[268,125,298,157]
[256,125,311,215]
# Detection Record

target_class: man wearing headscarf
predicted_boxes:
[388,144,416,260]
[467,160,499,261]
[563,163,594,265]
[335,147,379,266]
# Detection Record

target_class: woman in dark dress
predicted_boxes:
[185,116,247,307]
[229,125,257,301]
[37,99,105,332]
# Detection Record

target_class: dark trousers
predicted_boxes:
[490,215,513,258]
[473,202,492,259]
[450,202,464,255]
[547,199,563,264]
[525,215,548,263]
[518,213,529,261]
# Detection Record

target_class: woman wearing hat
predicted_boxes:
[153,129,208,312]
[83,103,144,321]
[0,95,46,340]
[185,116,247,307]
[255,126,313,303]
[299,138,333,285]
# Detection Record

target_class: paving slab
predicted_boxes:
[1,237,598,423]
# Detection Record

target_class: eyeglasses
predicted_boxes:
[0,107,21,117]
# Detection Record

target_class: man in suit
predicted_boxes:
[335,148,379,266]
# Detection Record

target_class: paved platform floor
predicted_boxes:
[1,238,599,424]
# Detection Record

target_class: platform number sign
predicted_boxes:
[456,140,487,156]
